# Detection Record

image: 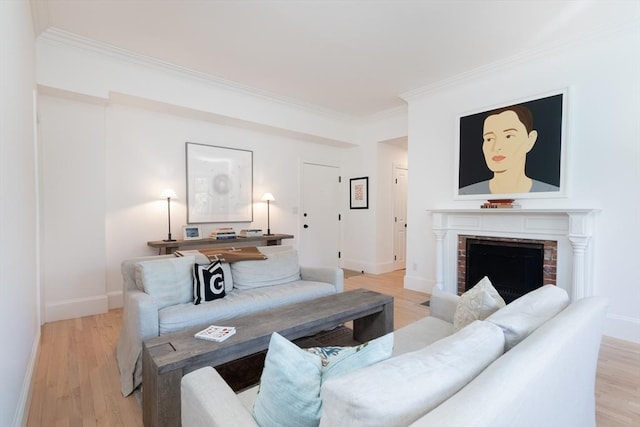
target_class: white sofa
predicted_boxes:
[181,285,607,427]
[116,245,343,396]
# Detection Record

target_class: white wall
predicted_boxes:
[0,1,39,425]
[404,26,640,342]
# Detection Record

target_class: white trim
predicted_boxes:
[14,328,40,427]
[604,313,640,343]
[45,295,109,323]
[39,27,355,122]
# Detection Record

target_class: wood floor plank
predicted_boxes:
[27,270,639,426]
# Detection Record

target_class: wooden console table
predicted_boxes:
[147,233,294,254]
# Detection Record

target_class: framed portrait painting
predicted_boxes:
[456,90,567,199]
[186,142,253,223]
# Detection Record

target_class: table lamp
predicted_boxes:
[261,193,275,236]
[160,189,177,242]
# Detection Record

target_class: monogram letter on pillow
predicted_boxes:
[193,260,226,305]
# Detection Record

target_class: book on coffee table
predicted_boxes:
[194,325,236,342]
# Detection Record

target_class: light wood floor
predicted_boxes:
[27,270,639,426]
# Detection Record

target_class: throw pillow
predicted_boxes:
[232,247,301,290]
[134,256,194,309]
[252,331,394,427]
[176,250,234,292]
[486,284,569,351]
[319,321,505,427]
[453,276,506,331]
[193,260,226,305]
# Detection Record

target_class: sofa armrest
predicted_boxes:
[182,367,259,427]
[429,289,459,324]
[116,289,159,396]
[300,266,344,293]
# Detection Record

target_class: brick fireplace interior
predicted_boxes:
[458,235,558,303]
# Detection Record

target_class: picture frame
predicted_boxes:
[350,177,369,209]
[456,90,567,200]
[183,225,202,240]
[186,142,253,223]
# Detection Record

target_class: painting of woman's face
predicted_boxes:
[482,110,538,174]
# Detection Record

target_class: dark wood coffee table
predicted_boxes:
[142,288,394,427]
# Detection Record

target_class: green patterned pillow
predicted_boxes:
[252,331,394,427]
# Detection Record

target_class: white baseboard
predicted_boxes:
[604,313,640,344]
[403,274,432,294]
[342,258,395,275]
[108,290,123,309]
[45,295,108,322]
[15,327,40,427]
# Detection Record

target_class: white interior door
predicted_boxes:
[300,162,341,268]
[393,165,408,270]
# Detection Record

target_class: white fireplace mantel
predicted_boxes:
[429,208,599,302]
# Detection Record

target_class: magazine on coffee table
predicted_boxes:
[194,325,236,342]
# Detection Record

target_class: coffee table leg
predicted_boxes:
[143,344,183,427]
[353,300,394,342]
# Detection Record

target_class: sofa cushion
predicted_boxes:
[193,260,226,305]
[453,276,506,331]
[319,320,505,427]
[158,280,336,335]
[231,246,301,290]
[135,256,194,309]
[253,332,393,427]
[486,284,570,351]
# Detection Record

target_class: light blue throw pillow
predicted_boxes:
[252,331,394,427]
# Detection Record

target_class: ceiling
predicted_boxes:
[31,0,640,118]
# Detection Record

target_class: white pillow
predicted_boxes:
[319,321,505,427]
[135,256,194,309]
[231,248,301,290]
[252,332,394,427]
[486,284,569,351]
[453,276,506,331]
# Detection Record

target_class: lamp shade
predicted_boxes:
[261,192,275,202]
[160,189,177,199]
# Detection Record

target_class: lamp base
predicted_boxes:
[163,239,176,242]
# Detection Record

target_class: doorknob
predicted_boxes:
[304,224,309,228]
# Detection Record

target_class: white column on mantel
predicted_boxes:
[567,211,596,301]
[429,208,598,300]
[432,212,447,290]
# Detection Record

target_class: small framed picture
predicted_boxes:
[350,177,369,209]
[183,225,202,240]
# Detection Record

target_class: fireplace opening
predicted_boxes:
[465,238,544,304]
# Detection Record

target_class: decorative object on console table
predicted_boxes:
[211,227,237,240]
[160,189,177,242]
[239,228,263,237]
[183,225,202,240]
[350,177,368,209]
[261,192,275,235]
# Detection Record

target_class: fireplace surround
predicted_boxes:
[430,209,597,302]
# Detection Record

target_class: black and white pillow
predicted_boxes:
[193,260,226,305]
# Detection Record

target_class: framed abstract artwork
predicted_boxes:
[186,142,253,223]
[456,90,567,200]
[350,177,369,209]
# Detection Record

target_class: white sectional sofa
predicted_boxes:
[116,245,343,396]
[181,285,607,427]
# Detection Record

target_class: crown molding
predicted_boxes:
[401,20,640,102]
[38,27,357,123]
